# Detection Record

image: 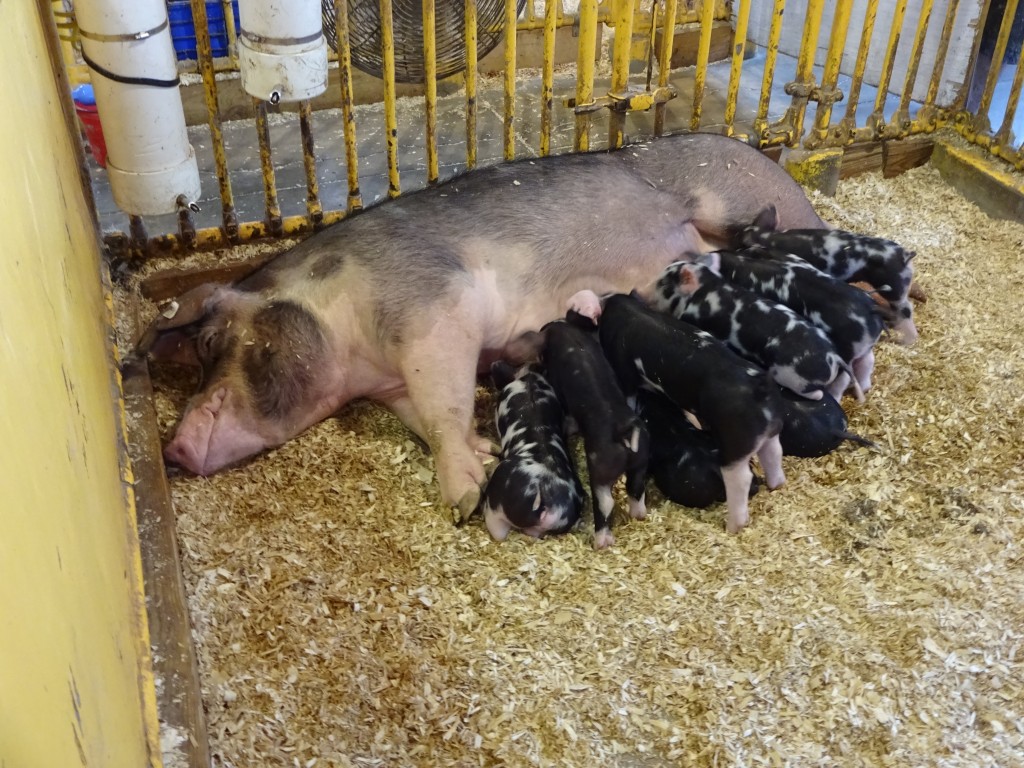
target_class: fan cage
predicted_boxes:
[323,0,527,84]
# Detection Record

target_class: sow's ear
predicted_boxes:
[130,283,223,366]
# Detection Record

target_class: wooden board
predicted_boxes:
[883,137,936,178]
[123,356,210,768]
[655,20,735,70]
[140,253,277,303]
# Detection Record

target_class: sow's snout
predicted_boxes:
[162,386,270,476]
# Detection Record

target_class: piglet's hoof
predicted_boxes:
[628,497,647,520]
[593,529,615,550]
[725,515,750,535]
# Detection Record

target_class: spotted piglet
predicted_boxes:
[647,259,853,402]
[703,247,888,398]
[541,306,650,550]
[479,361,585,542]
[739,206,918,344]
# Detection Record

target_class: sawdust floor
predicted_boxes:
[138,161,1024,767]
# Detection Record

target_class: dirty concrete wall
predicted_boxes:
[745,0,984,105]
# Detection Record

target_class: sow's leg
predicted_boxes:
[397,312,490,522]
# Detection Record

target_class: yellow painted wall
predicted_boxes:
[0,3,159,768]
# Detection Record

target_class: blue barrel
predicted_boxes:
[168,0,240,61]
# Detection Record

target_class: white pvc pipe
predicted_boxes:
[74,0,201,216]
[237,0,328,103]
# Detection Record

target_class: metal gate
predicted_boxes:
[54,0,1024,259]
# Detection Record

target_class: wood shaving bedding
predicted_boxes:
[129,160,1023,768]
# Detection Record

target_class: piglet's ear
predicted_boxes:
[678,265,701,295]
[753,205,778,231]
[490,360,517,389]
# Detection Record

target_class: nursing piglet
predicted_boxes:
[637,390,762,509]
[647,262,854,402]
[777,388,877,457]
[704,248,887,396]
[739,206,918,344]
[597,292,785,533]
[479,362,585,542]
[542,311,650,549]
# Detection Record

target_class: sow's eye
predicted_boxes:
[195,326,222,362]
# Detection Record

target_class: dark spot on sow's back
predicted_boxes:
[309,250,345,280]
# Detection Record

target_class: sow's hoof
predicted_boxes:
[453,487,482,526]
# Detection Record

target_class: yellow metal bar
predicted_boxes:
[891,0,935,135]
[653,0,679,136]
[253,98,283,236]
[111,210,353,258]
[221,0,239,61]
[786,0,826,143]
[977,0,1021,120]
[333,0,363,211]
[574,0,598,151]
[539,0,558,156]
[608,0,635,148]
[995,45,1024,145]
[422,0,439,184]
[190,0,239,239]
[380,0,401,197]
[503,0,518,160]
[646,1,659,95]
[808,0,853,145]
[53,4,88,85]
[842,0,879,124]
[867,0,909,130]
[465,0,479,169]
[525,0,539,24]
[924,0,960,109]
[954,0,993,110]
[690,0,717,130]
[723,0,751,133]
[298,100,324,227]
[754,0,786,141]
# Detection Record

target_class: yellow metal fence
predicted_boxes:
[56,0,1023,258]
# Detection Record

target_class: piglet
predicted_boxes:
[637,390,762,509]
[597,292,785,534]
[739,206,918,344]
[646,260,856,402]
[541,306,650,550]
[777,388,878,457]
[478,362,585,542]
[703,247,888,397]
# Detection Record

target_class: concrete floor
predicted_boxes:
[87,45,1015,238]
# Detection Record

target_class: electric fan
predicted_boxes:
[322,0,527,84]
